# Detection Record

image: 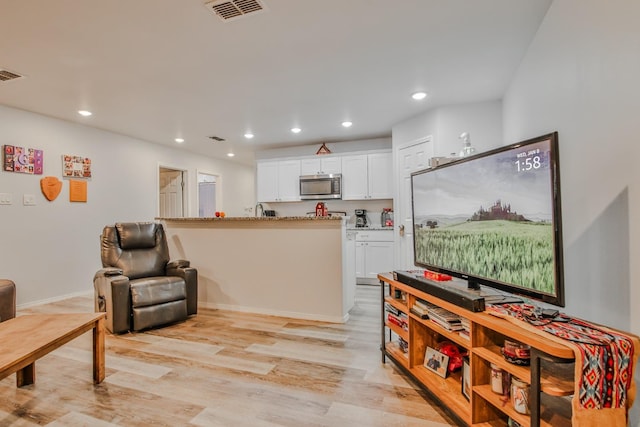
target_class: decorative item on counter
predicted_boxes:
[510,376,530,415]
[381,208,394,227]
[502,339,531,365]
[40,176,62,201]
[315,202,327,216]
[214,211,226,218]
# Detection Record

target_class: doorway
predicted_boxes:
[197,171,219,217]
[159,166,186,218]
[395,136,433,269]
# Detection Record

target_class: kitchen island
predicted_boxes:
[158,217,355,323]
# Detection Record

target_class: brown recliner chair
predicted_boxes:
[0,279,16,323]
[94,222,197,334]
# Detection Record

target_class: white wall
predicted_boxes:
[255,137,391,160]
[503,0,639,334]
[392,100,503,156]
[503,2,640,424]
[0,105,254,306]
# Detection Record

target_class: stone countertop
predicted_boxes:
[346,226,395,231]
[157,216,344,222]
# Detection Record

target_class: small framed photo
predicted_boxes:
[461,356,471,401]
[424,346,449,378]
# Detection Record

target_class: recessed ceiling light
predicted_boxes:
[227,152,235,157]
[244,133,254,139]
[291,127,301,134]
[78,110,92,116]
[341,121,353,128]
[411,92,427,100]
[175,138,184,143]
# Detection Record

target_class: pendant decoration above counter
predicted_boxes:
[315,143,331,155]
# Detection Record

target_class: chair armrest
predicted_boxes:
[167,259,190,269]
[0,279,16,322]
[93,270,131,334]
[95,267,124,277]
[166,261,198,315]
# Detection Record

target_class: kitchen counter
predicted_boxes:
[346,226,394,231]
[157,216,343,222]
[159,217,355,323]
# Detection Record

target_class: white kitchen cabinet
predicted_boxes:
[256,159,301,202]
[300,156,342,175]
[342,151,392,200]
[354,229,394,281]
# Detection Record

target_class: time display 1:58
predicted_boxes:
[515,156,542,172]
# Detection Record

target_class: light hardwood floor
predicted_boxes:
[0,285,456,426]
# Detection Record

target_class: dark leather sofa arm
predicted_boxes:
[167,259,190,269]
[0,279,16,323]
[166,261,198,315]
[94,269,132,334]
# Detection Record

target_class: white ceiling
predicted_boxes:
[0,0,552,165]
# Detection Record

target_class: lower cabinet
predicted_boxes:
[379,273,576,427]
[354,229,394,281]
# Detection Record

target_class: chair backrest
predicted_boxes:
[101,222,170,279]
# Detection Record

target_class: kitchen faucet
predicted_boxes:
[255,203,264,217]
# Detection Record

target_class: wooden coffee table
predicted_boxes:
[0,313,105,387]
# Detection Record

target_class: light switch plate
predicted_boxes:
[23,194,36,206]
[0,193,12,205]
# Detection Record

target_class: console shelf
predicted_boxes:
[379,272,577,427]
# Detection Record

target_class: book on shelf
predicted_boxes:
[387,313,408,331]
[384,302,401,317]
[398,337,408,353]
[410,307,429,319]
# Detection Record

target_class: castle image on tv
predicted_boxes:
[469,200,528,223]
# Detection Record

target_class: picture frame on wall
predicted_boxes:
[461,356,471,401]
[424,346,449,378]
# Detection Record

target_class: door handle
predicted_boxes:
[399,225,405,237]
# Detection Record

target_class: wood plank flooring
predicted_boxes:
[0,285,456,426]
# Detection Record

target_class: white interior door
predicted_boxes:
[396,137,433,269]
[159,169,184,217]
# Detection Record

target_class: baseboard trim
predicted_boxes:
[198,301,349,324]
[17,289,93,310]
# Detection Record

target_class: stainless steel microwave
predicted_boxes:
[299,174,342,200]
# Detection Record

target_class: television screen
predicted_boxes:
[411,132,564,306]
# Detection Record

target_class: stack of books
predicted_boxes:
[410,299,430,319]
[385,303,408,331]
[459,317,471,340]
[398,337,408,353]
[425,302,464,331]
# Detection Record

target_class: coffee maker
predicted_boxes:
[355,209,368,228]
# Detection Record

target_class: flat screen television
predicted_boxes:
[411,132,564,306]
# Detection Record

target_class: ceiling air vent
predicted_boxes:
[0,69,24,82]
[204,0,266,22]
[208,136,226,142]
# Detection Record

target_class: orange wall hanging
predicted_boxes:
[40,176,62,201]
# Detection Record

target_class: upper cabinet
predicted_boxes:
[300,156,342,176]
[256,159,301,202]
[342,151,393,200]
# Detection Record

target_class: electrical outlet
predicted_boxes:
[23,194,36,206]
[0,193,12,205]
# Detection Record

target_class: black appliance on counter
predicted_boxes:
[355,209,368,227]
